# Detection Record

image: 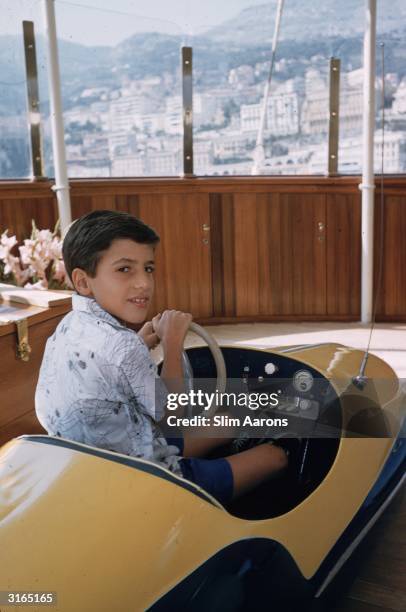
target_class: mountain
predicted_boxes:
[205,0,406,46]
[0,1,405,118]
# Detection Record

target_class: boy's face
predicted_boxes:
[72,238,155,325]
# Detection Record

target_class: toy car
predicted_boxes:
[0,324,404,611]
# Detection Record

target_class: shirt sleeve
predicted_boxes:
[117,331,168,422]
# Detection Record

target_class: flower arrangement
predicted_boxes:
[0,219,71,290]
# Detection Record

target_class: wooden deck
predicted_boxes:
[332,487,405,612]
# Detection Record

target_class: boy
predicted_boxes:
[35,210,287,505]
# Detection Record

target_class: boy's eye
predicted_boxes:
[145,266,155,273]
[118,266,130,273]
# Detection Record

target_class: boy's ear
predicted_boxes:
[71,268,93,296]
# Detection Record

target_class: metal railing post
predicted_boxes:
[23,21,46,180]
[182,46,194,177]
[360,0,377,324]
[42,0,72,232]
[327,57,340,176]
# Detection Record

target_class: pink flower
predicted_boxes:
[0,230,18,258]
[3,254,31,285]
[0,219,69,289]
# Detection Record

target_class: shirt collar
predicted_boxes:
[72,294,128,331]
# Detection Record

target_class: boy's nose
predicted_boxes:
[133,273,150,289]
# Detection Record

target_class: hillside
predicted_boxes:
[0,0,405,117]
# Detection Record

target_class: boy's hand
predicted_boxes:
[152,310,192,351]
[138,321,160,350]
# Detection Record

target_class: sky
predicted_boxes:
[1,0,266,46]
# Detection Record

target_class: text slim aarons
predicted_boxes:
[166,413,289,427]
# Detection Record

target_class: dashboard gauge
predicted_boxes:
[293,370,314,393]
[264,362,278,375]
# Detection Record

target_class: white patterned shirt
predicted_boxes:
[35,294,182,474]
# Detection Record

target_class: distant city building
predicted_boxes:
[112,154,145,177]
[228,65,255,88]
[67,159,111,178]
[3,38,406,181]
[64,107,97,126]
[194,93,221,129]
[374,130,406,173]
[301,68,329,135]
[194,140,214,173]
[89,101,110,130]
[212,131,254,160]
[240,104,260,132]
[109,93,152,132]
[80,87,109,99]
[240,78,303,136]
[164,95,182,135]
[240,93,300,136]
[307,131,406,174]
[261,145,315,175]
[108,131,138,157]
[392,77,406,114]
[135,113,165,134]
[145,149,181,175]
[302,68,364,137]
[82,133,110,161]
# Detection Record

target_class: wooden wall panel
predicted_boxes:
[70,193,140,217]
[70,195,93,219]
[0,311,68,444]
[233,193,260,316]
[210,192,328,317]
[0,177,405,321]
[0,196,57,240]
[375,194,406,318]
[135,194,169,316]
[0,412,45,448]
[257,193,278,315]
[326,193,361,316]
[277,193,295,315]
[285,193,327,315]
[138,193,212,318]
[210,193,236,317]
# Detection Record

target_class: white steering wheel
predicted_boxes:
[182,322,227,415]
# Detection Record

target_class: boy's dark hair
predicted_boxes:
[62,210,159,282]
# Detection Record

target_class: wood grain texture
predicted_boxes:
[3,175,404,198]
[326,193,361,316]
[209,193,237,317]
[138,192,213,318]
[233,193,260,316]
[0,196,57,241]
[0,309,69,441]
[1,177,405,321]
[0,411,46,447]
[286,192,327,315]
[375,193,406,318]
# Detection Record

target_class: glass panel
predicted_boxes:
[192,2,335,176]
[334,1,406,175]
[55,1,186,178]
[0,0,42,179]
[191,0,406,176]
[2,1,405,179]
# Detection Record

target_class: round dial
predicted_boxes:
[265,362,277,375]
[293,370,314,393]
